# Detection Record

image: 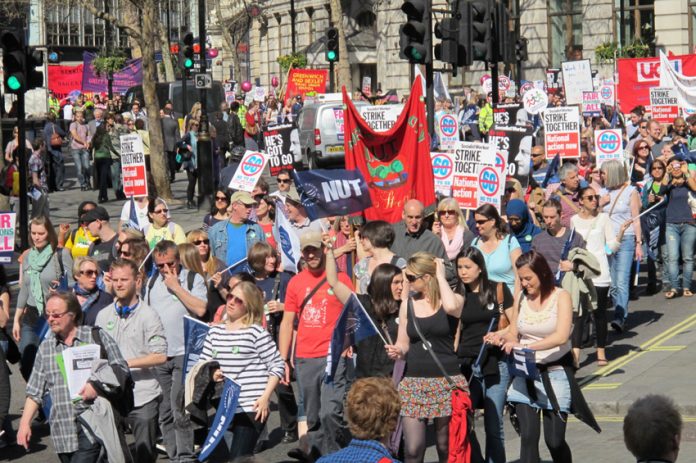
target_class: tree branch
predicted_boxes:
[75,0,142,40]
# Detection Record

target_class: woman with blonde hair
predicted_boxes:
[385,252,466,463]
[199,281,284,459]
[432,197,474,260]
[187,229,225,279]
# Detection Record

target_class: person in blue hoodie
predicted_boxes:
[506,199,541,253]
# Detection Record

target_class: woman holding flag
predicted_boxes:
[455,247,513,463]
[199,280,285,459]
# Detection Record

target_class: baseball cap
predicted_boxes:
[300,231,323,251]
[82,206,110,223]
[230,191,256,205]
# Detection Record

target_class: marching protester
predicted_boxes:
[203,188,231,231]
[144,197,187,248]
[354,220,405,294]
[209,191,266,268]
[71,256,113,326]
[432,197,475,261]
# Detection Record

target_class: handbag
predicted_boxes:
[50,125,63,148]
[495,282,510,330]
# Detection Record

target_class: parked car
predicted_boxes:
[297,98,368,169]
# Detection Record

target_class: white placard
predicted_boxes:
[229,150,269,192]
[561,59,594,105]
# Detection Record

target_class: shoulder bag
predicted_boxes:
[50,125,63,148]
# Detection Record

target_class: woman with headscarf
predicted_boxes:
[506,199,541,254]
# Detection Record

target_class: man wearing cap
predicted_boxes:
[208,191,265,268]
[278,231,353,457]
[85,206,119,271]
[285,189,325,238]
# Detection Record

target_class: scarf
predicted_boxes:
[27,245,54,313]
[506,199,541,254]
[441,225,465,260]
[74,284,100,312]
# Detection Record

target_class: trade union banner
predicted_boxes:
[342,75,435,223]
[284,68,328,105]
[48,64,84,99]
[617,53,696,111]
[82,51,143,95]
[292,169,372,220]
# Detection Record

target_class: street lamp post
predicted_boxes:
[196,0,213,210]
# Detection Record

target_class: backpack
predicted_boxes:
[91,327,136,417]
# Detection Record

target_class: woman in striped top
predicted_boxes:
[200,281,285,460]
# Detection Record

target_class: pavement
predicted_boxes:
[3,157,696,461]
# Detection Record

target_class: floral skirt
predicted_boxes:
[398,375,468,419]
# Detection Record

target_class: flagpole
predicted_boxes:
[221,257,248,274]
[138,247,155,271]
[353,294,389,345]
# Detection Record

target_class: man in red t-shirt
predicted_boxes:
[279,231,353,457]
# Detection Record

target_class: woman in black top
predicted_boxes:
[456,247,513,463]
[324,236,402,378]
[385,252,466,463]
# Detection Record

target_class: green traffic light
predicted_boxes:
[7,75,21,91]
[327,50,337,62]
[184,58,194,69]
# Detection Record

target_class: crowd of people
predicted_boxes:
[0,83,693,463]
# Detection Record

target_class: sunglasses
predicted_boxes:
[215,196,228,202]
[45,311,70,320]
[154,208,169,214]
[438,210,457,216]
[156,261,177,269]
[475,218,491,225]
[119,250,132,258]
[193,239,209,245]
[277,179,291,184]
[638,146,649,150]
[80,269,98,277]
[405,273,422,283]
[226,294,244,305]
[640,125,647,129]
[652,166,665,171]
[583,195,599,201]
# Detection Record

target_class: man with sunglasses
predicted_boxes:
[96,259,167,462]
[270,169,294,202]
[146,240,207,462]
[209,191,266,269]
[84,206,119,272]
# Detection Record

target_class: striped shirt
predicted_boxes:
[199,324,284,414]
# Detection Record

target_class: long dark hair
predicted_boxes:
[515,250,555,303]
[455,247,495,308]
[366,263,402,321]
[475,204,508,239]
[210,188,230,215]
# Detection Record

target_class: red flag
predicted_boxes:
[342,76,435,223]
[448,388,473,463]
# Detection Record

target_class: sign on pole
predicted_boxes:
[594,129,624,166]
[431,152,455,197]
[489,125,534,189]
[263,124,297,177]
[452,142,488,210]
[0,212,16,263]
[522,88,548,115]
[649,87,679,124]
[120,133,148,197]
[229,150,269,192]
[437,113,459,149]
[542,106,581,159]
[358,105,403,132]
[493,103,523,127]
[477,144,504,209]
[561,60,593,105]
[582,91,601,117]
[598,83,615,107]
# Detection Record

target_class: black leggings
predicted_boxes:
[571,285,609,349]
[516,404,571,463]
[186,168,197,202]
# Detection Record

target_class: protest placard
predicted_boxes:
[489,125,534,189]
[263,124,296,177]
[431,152,455,197]
[546,69,563,95]
[598,83,615,107]
[358,105,403,132]
[229,150,269,192]
[285,68,328,104]
[333,107,344,140]
[477,143,504,210]
[437,112,459,149]
[254,86,266,102]
[493,103,523,127]
[522,88,548,115]
[0,212,16,263]
[542,106,581,159]
[582,91,602,117]
[561,60,593,105]
[649,87,679,124]
[120,133,148,197]
[452,142,487,210]
[594,129,623,166]
[362,76,372,94]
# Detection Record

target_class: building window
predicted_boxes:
[690,1,696,51]
[615,0,654,47]
[547,0,582,68]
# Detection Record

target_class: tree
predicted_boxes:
[330,0,352,92]
[215,0,252,82]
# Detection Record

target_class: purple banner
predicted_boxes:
[81,52,143,95]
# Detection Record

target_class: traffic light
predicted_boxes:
[26,48,44,90]
[434,18,460,66]
[325,27,339,63]
[495,1,514,63]
[469,0,492,62]
[515,37,529,62]
[399,0,429,64]
[457,2,474,67]
[1,29,26,94]
[181,32,194,71]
